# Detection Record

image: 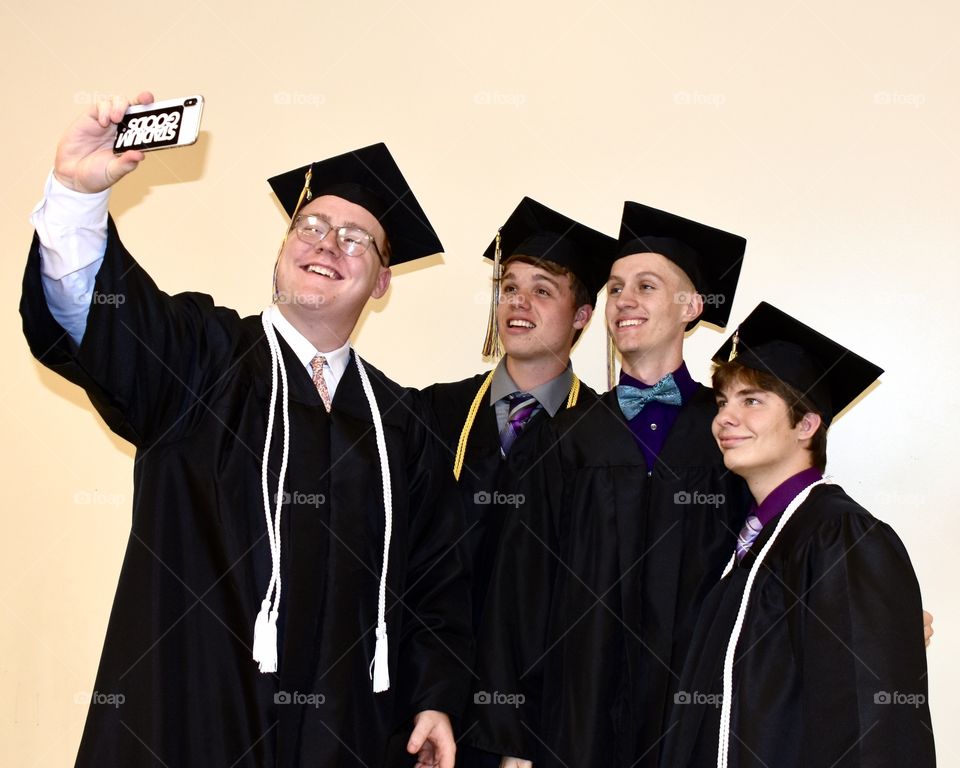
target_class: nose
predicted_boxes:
[615,287,634,310]
[505,289,529,309]
[714,403,739,428]
[313,228,341,257]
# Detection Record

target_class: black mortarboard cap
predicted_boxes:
[615,201,746,328]
[267,142,443,266]
[482,197,617,304]
[713,301,884,425]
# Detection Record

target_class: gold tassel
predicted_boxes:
[728,329,740,361]
[455,372,582,481]
[273,166,314,303]
[606,330,618,391]
[481,229,504,358]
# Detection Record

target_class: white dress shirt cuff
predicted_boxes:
[31,170,109,280]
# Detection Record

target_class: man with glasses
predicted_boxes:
[21,92,472,768]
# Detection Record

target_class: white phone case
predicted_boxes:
[113,95,204,153]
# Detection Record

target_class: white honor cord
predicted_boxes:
[354,355,393,693]
[252,309,291,674]
[716,477,831,768]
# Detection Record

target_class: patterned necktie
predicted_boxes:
[310,354,332,412]
[616,373,682,420]
[499,391,542,458]
[735,514,763,560]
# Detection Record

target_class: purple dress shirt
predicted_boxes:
[750,465,824,529]
[620,362,699,471]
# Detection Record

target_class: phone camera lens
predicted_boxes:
[185,98,197,106]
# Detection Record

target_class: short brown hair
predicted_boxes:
[501,254,592,345]
[711,360,828,472]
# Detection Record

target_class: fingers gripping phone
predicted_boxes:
[113,95,204,153]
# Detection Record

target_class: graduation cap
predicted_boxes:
[713,301,884,425]
[480,197,617,356]
[267,142,444,266]
[615,201,746,329]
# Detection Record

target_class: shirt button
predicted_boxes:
[650,423,658,430]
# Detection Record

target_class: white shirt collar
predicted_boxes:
[266,304,351,388]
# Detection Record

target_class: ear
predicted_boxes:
[797,412,823,441]
[573,304,593,330]
[371,266,392,300]
[681,290,705,324]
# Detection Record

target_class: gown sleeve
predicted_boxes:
[791,508,936,767]
[466,418,564,760]
[395,389,475,722]
[21,219,241,448]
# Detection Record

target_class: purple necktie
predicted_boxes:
[499,392,541,458]
[735,515,763,560]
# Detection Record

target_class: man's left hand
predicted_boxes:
[407,710,455,768]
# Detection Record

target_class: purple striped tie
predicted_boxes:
[499,392,541,457]
[735,515,763,560]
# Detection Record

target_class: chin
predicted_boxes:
[720,451,745,473]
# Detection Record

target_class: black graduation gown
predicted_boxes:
[421,373,599,630]
[466,386,751,767]
[421,373,599,768]
[20,221,473,768]
[659,484,936,767]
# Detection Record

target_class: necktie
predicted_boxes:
[735,514,763,560]
[499,392,541,457]
[616,373,682,421]
[310,354,332,412]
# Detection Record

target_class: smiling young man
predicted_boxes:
[468,201,752,768]
[20,93,472,768]
[659,302,935,767]
[420,197,616,767]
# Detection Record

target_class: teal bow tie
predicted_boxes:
[617,374,682,420]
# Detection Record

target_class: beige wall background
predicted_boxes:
[2,0,956,763]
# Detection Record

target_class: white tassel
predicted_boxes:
[355,355,393,694]
[716,478,830,768]
[256,608,279,674]
[254,308,290,675]
[370,623,390,693]
[252,599,272,666]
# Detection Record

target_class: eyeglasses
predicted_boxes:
[293,214,383,260]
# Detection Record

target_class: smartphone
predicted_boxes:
[113,95,204,154]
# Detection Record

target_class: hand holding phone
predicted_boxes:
[113,96,204,154]
[54,92,203,194]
